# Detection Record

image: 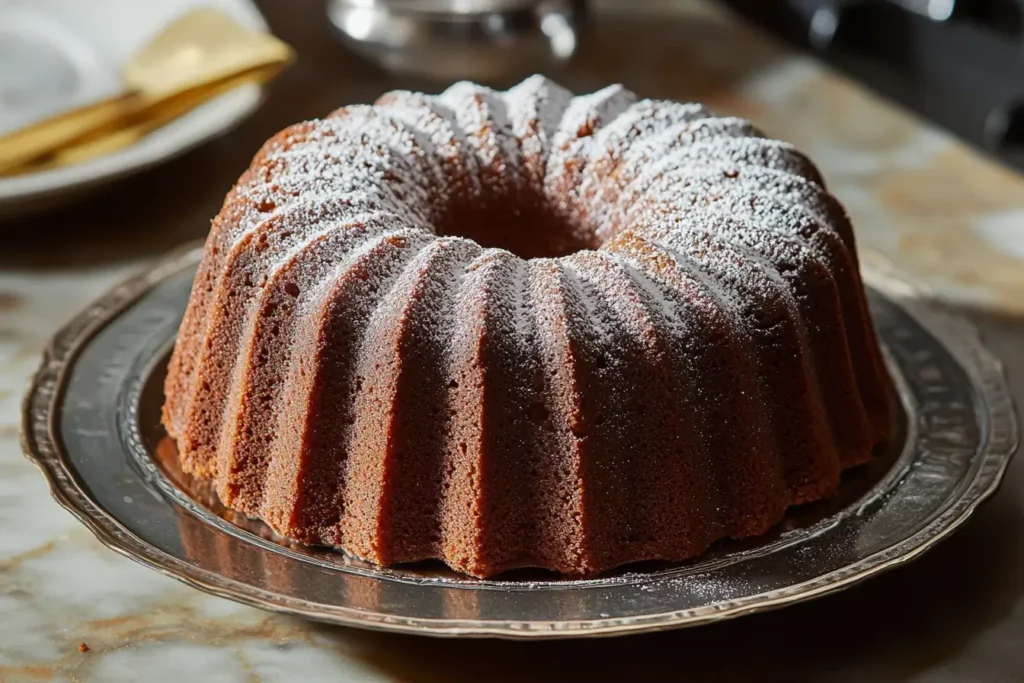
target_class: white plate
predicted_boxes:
[0,0,269,219]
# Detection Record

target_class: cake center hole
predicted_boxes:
[435,187,602,259]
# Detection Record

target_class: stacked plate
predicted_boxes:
[0,0,268,218]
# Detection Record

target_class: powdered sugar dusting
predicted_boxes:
[505,75,574,191]
[376,89,483,203]
[172,76,836,439]
[210,77,833,291]
[544,84,637,207]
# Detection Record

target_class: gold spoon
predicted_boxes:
[0,8,293,175]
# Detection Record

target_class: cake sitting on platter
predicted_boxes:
[162,75,892,578]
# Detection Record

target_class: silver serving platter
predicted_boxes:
[22,246,1018,639]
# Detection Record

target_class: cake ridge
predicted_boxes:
[264,230,436,538]
[505,75,574,193]
[655,212,852,483]
[212,217,379,498]
[437,248,529,574]
[215,220,418,510]
[625,162,850,243]
[439,82,521,179]
[177,198,404,476]
[555,257,641,572]
[163,116,401,436]
[590,139,818,244]
[544,84,637,237]
[589,99,712,160]
[584,114,758,232]
[661,183,890,440]
[371,238,485,566]
[653,239,798,513]
[616,136,818,203]
[469,249,588,574]
[525,259,591,572]
[167,111,435,441]
[597,245,737,542]
[606,231,791,537]
[567,250,718,560]
[374,90,484,205]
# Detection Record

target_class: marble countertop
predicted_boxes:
[2,1,1022,681]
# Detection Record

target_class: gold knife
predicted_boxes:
[0,8,293,175]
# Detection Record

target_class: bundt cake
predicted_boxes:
[162,76,892,578]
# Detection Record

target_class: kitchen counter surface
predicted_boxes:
[1,1,1022,680]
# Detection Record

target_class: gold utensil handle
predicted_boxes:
[41,64,285,171]
[0,96,140,173]
[0,61,285,176]
[0,7,293,176]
